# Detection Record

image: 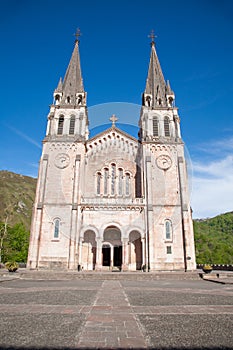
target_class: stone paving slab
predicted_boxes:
[126,290,233,306]
[138,314,233,349]
[76,280,147,348]
[0,313,85,349]
[0,275,233,349]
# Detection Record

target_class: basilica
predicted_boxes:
[27,32,196,271]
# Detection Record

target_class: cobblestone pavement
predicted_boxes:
[0,275,233,349]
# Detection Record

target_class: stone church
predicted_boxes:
[27,32,196,271]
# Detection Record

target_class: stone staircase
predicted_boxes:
[6,269,201,281]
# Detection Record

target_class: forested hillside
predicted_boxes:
[0,171,37,231]
[194,212,233,264]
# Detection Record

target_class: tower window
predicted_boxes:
[164,117,170,137]
[54,219,60,239]
[165,220,172,240]
[166,246,172,254]
[152,117,159,136]
[69,116,75,135]
[125,173,130,196]
[57,116,64,135]
[97,172,101,195]
[55,94,61,104]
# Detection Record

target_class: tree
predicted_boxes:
[0,217,8,264]
[1,222,30,263]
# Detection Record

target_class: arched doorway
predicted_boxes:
[129,230,142,270]
[82,230,96,270]
[103,226,122,269]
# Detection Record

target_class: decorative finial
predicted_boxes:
[74,28,82,43]
[148,29,157,46]
[110,114,118,126]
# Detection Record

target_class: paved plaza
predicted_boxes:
[0,271,233,349]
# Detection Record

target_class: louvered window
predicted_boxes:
[57,116,64,135]
[164,117,170,137]
[152,117,159,136]
[69,116,75,135]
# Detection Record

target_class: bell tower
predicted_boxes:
[27,31,88,269]
[46,29,88,141]
[140,32,196,271]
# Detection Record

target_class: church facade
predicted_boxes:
[27,34,196,271]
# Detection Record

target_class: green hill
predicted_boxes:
[194,212,233,264]
[0,171,37,231]
[0,170,232,265]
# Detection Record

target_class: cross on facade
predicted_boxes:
[110,114,118,125]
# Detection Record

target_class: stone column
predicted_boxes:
[78,238,83,270]
[110,245,114,269]
[141,237,146,267]
[122,238,129,271]
[95,239,102,271]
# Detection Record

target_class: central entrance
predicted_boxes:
[102,226,122,269]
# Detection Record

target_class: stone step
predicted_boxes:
[8,269,202,281]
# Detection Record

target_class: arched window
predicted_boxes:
[125,173,130,196]
[104,168,109,195]
[55,94,61,105]
[96,172,101,195]
[164,117,170,137]
[152,116,159,136]
[118,168,123,196]
[69,116,75,135]
[111,164,116,195]
[54,219,60,239]
[165,220,172,240]
[57,116,64,135]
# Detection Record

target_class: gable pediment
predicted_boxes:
[86,126,139,159]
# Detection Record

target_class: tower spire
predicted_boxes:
[54,30,86,107]
[143,31,174,108]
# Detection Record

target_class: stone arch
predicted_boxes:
[82,230,97,270]
[102,225,122,269]
[80,225,99,239]
[129,230,142,270]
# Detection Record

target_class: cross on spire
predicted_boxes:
[74,28,82,42]
[148,29,157,46]
[110,114,118,126]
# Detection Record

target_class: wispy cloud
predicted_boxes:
[191,138,233,218]
[193,136,233,157]
[5,124,41,149]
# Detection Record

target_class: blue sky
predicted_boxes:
[0,0,233,218]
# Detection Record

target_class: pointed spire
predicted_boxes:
[57,29,85,106]
[54,77,63,92]
[63,40,84,95]
[143,31,174,108]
